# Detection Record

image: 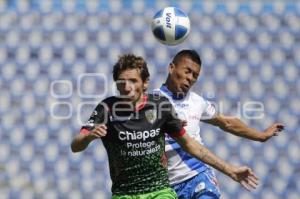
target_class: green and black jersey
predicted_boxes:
[81,93,185,195]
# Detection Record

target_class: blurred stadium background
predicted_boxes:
[0,0,299,198]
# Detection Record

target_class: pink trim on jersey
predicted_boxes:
[136,94,148,111]
[80,128,90,135]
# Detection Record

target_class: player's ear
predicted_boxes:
[142,78,149,92]
[169,62,175,74]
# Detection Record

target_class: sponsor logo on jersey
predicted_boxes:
[145,109,157,124]
[174,103,189,108]
[119,128,160,141]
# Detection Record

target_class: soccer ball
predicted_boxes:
[151,7,190,46]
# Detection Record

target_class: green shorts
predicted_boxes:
[112,188,178,199]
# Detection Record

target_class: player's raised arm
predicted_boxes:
[162,95,259,191]
[71,102,108,153]
[172,133,259,191]
[202,115,284,142]
[71,124,107,152]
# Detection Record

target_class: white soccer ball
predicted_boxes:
[151,7,190,46]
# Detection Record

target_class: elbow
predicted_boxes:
[70,133,87,153]
[70,143,77,153]
[221,118,239,132]
[70,140,81,153]
[220,121,234,131]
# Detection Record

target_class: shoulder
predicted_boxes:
[188,92,216,111]
[102,96,118,104]
[149,89,165,99]
[152,88,161,93]
[147,93,171,104]
[188,92,204,103]
[96,96,119,110]
[189,92,214,104]
[149,88,170,101]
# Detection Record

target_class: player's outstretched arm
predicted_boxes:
[202,115,284,142]
[71,125,107,152]
[173,133,259,191]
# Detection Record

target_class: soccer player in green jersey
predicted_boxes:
[71,54,258,198]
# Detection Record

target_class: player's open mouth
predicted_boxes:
[119,92,136,100]
[182,84,190,90]
[125,95,135,99]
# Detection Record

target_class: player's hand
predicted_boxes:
[229,165,259,191]
[261,123,284,142]
[88,124,107,139]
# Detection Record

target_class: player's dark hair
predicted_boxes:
[113,54,150,82]
[172,49,202,67]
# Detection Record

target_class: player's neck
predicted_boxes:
[164,79,187,100]
[165,79,178,95]
[118,94,147,111]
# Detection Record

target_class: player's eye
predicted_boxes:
[116,80,126,86]
[193,73,198,79]
[129,79,138,84]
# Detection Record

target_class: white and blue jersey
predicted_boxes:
[153,85,217,186]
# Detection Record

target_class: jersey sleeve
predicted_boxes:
[201,100,217,120]
[80,102,108,134]
[161,98,186,138]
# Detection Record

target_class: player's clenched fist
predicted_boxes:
[71,124,108,152]
[89,124,107,139]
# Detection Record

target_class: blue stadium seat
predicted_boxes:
[34,126,49,147]
[9,126,25,148]
[213,62,228,84]
[238,143,255,164]
[44,142,59,163]
[253,160,269,181]
[57,177,71,194]
[0,91,11,114]
[0,143,9,163]
[225,78,240,100]
[30,157,45,178]
[143,31,156,48]
[6,157,21,181]
[1,62,17,82]
[54,158,69,178]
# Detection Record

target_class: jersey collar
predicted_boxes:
[160,84,186,100]
[136,94,148,111]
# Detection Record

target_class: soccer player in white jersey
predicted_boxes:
[154,50,284,198]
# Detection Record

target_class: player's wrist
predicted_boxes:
[258,132,268,142]
[224,164,237,180]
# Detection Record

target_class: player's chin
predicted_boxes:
[125,95,138,102]
[180,86,189,94]
[122,97,134,102]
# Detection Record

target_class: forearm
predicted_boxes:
[186,141,233,176]
[220,118,264,142]
[71,133,94,152]
[176,135,234,177]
